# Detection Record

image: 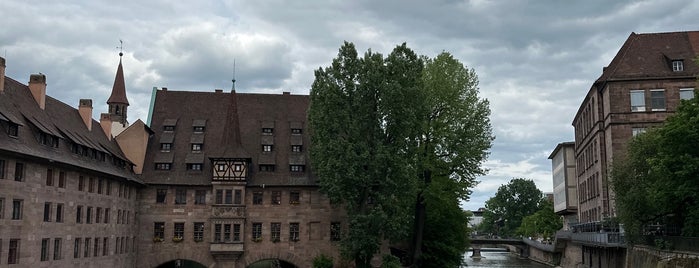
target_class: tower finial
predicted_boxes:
[231,59,236,91]
[117,39,124,57]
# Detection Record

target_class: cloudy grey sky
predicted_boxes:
[2,0,698,210]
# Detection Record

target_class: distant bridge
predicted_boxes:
[469,238,526,259]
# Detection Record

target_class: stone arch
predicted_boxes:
[243,251,304,268]
[146,250,214,268]
[155,259,208,268]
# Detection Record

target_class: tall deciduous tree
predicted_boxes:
[408,52,493,267]
[517,199,562,239]
[309,42,422,267]
[611,88,699,241]
[481,178,543,237]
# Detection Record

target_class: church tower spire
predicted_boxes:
[107,41,129,127]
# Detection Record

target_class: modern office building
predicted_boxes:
[548,142,577,230]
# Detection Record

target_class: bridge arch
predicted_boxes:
[243,251,304,268]
[155,259,207,268]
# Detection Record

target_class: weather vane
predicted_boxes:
[117,39,124,57]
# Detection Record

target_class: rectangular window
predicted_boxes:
[116,238,120,254]
[97,179,103,194]
[94,236,99,257]
[78,176,85,191]
[291,128,302,134]
[253,191,263,205]
[154,222,165,240]
[89,177,94,192]
[76,205,83,223]
[262,144,273,152]
[259,164,275,172]
[271,222,281,242]
[187,163,203,171]
[225,189,233,204]
[46,169,53,186]
[156,189,167,203]
[12,199,22,220]
[630,90,645,112]
[289,223,300,241]
[74,238,81,259]
[160,143,172,152]
[0,198,3,219]
[194,222,204,241]
[632,127,646,137]
[14,162,24,181]
[174,222,185,239]
[58,171,66,188]
[86,207,92,224]
[214,224,222,242]
[290,165,305,172]
[106,181,111,195]
[252,223,262,240]
[44,202,52,222]
[84,238,90,258]
[672,60,684,72]
[331,222,342,241]
[96,207,102,223]
[41,238,50,261]
[262,128,273,134]
[102,237,108,256]
[224,224,231,242]
[56,203,63,223]
[290,191,300,204]
[53,238,62,260]
[680,88,695,100]
[650,89,665,111]
[0,159,5,179]
[155,163,172,170]
[7,122,19,137]
[291,145,302,152]
[191,143,203,152]
[104,208,109,223]
[234,189,242,204]
[193,126,205,133]
[272,191,281,205]
[9,239,20,264]
[164,125,175,131]
[217,164,226,172]
[216,189,223,204]
[175,189,187,204]
[195,190,206,204]
[233,224,241,241]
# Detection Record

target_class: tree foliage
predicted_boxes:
[611,89,699,241]
[517,199,562,239]
[309,42,422,267]
[309,42,493,268]
[481,178,543,237]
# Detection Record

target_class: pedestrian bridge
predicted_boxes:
[469,238,526,259]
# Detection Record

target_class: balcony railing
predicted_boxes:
[571,232,626,247]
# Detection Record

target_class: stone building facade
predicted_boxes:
[572,31,698,223]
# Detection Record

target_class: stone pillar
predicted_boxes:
[471,246,482,259]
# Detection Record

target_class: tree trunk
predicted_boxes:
[408,170,431,267]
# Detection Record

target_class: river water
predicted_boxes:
[461,248,550,267]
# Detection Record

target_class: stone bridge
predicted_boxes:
[469,238,527,259]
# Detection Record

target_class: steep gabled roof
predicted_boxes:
[597,31,699,83]
[0,76,141,184]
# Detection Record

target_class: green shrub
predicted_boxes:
[312,254,334,268]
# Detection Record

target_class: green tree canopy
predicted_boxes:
[481,178,543,237]
[611,89,699,241]
[517,199,562,239]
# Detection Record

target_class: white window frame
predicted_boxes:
[672,60,684,72]
[630,90,645,112]
[680,88,695,100]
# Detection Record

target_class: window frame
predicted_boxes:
[680,88,695,100]
[672,60,684,72]
[630,90,646,112]
[156,189,167,203]
[650,89,666,111]
[175,189,187,205]
[289,223,300,241]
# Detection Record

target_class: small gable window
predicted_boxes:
[672,60,684,72]
[7,122,19,137]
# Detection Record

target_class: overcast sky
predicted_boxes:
[2,0,698,210]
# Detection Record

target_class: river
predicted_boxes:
[461,248,550,267]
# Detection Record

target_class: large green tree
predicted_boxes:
[481,178,543,237]
[408,52,493,267]
[517,199,562,239]
[309,42,422,267]
[611,89,699,241]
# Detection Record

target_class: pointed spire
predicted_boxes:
[212,92,249,159]
[231,59,236,92]
[107,47,129,105]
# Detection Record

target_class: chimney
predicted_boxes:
[0,57,6,93]
[100,113,112,141]
[78,99,93,131]
[28,73,47,109]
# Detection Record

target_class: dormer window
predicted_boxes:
[155,163,171,170]
[291,128,302,135]
[160,143,172,152]
[290,165,305,172]
[191,143,203,152]
[262,128,274,134]
[262,145,273,152]
[7,122,18,137]
[672,60,684,72]
[163,125,175,132]
[291,145,302,152]
[187,163,203,171]
[193,126,205,133]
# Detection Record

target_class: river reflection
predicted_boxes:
[461,248,550,267]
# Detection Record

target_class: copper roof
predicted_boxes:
[597,31,699,83]
[0,76,141,183]
[142,89,314,186]
[107,59,129,105]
